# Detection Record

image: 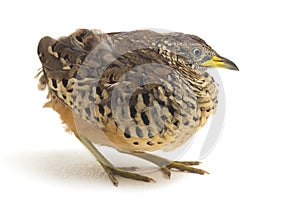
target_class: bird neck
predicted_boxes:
[176,64,212,96]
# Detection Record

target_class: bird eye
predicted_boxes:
[193,48,201,56]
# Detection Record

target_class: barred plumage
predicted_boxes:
[37,29,238,186]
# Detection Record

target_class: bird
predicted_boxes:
[36,29,238,186]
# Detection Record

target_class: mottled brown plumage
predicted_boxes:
[37,29,238,186]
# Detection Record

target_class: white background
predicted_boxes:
[1,0,300,199]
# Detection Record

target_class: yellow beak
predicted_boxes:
[202,55,239,71]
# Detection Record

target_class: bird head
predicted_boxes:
[158,32,239,72]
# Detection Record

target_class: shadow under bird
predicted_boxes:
[36,29,238,186]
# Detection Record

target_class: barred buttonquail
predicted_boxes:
[37,29,238,186]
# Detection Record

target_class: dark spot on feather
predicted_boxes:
[159,129,165,138]
[141,112,149,125]
[173,120,179,126]
[75,35,83,43]
[51,79,57,89]
[62,78,68,88]
[96,87,101,95]
[148,130,154,138]
[108,74,116,84]
[133,142,139,145]
[142,93,150,106]
[114,121,118,127]
[136,127,143,138]
[189,103,195,110]
[124,127,131,138]
[98,104,104,115]
[85,108,91,116]
[157,100,165,107]
[130,106,137,118]
[63,54,70,61]
[167,105,176,116]
[107,112,112,117]
[88,95,95,102]
[161,115,167,121]
[147,141,154,146]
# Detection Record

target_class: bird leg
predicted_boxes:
[76,136,155,186]
[124,152,208,178]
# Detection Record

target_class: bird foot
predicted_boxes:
[124,152,208,178]
[78,136,207,186]
[161,161,208,178]
[77,136,154,186]
[105,160,206,186]
[103,165,155,186]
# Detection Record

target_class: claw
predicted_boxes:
[161,166,171,178]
